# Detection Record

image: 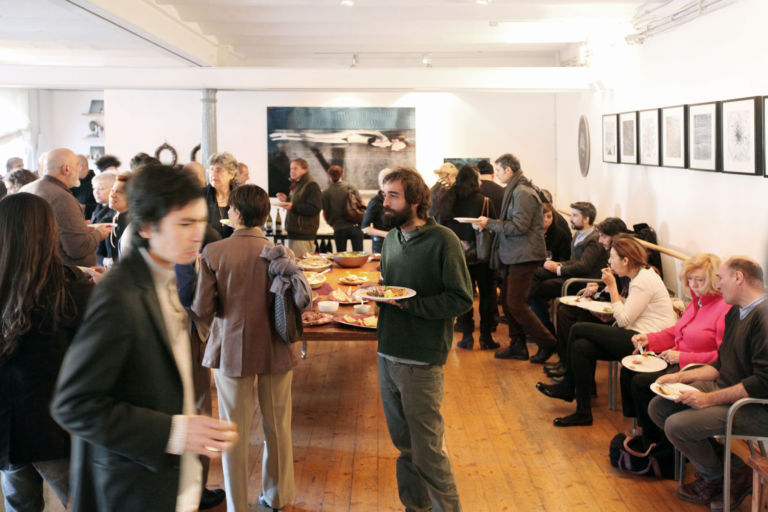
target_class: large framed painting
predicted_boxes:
[266,106,416,196]
[687,101,719,172]
[602,114,618,163]
[638,108,660,166]
[661,105,686,168]
[720,96,762,175]
[443,157,490,170]
[619,111,638,164]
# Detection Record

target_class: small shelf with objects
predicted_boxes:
[83,99,105,162]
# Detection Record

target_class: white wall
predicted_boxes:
[104,89,558,191]
[37,89,104,165]
[555,0,768,290]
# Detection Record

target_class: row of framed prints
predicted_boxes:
[602,96,765,175]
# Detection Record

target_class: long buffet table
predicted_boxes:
[299,258,380,357]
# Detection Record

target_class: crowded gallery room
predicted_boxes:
[1,0,768,511]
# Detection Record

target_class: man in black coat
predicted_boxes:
[52,165,237,512]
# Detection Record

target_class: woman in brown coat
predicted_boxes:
[192,184,296,511]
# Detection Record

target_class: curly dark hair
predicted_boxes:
[382,167,430,220]
[95,154,121,172]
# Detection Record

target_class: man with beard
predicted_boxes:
[373,167,472,512]
[527,201,608,362]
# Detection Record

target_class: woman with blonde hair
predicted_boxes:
[621,253,731,443]
[205,152,238,238]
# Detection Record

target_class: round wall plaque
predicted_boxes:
[578,115,590,177]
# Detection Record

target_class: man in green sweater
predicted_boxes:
[375,167,473,512]
[649,256,768,511]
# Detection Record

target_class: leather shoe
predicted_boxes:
[530,345,555,364]
[457,336,474,350]
[259,494,280,511]
[553,412,593,427]
[479,334,500,350]
[536,381,574,402]
[495,341,528,360]
[677,475,723,505]
[545,363,567,378]
[199,488,225,510]
[709,466,752,511]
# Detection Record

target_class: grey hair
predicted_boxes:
[207,152,239,178]
[92,170,117,188]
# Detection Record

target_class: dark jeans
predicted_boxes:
[501,261,556,349]
[620,365,679,443]
[459,262,496,337]
[333,226,364,252]
[565,322,637,414]
[554,304,610,363]
[1,458,69,512]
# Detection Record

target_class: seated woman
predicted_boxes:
[435,165,498,350]
[621,253,730,444]
[542,201,571,262]
[536,235,677,426]
[192,184,296,512]
[0,193,93,511]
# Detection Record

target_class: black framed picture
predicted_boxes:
[619,111,638,164]
[661,105,686,168]
[687,101,719,172]
[638,108,660,166]
[720,96,762,175]
[602,114,618,163]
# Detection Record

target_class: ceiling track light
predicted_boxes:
[340,0,355,6]
[422,55,432,68]
[476,0,491,4]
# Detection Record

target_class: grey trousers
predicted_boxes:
[648,380,768,480]
[378,356,462,512]
[1,458,69,512]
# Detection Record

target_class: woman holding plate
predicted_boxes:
[536,235,677,426]
[621,253,730,444]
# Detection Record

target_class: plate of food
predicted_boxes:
[564,297,613,315]
[454,217,482,224]
[335,314,378,329]
[329,286,364,304]
[621,354,668,373]
[369,253,381,261]
[301,311,333,327]
[269,198,291,208]
[304,272,327,289]
[298,256,332,271]
[220,219,231,226]
[650,382,697,400]
[355,286,416,302]
[337,272,369,285]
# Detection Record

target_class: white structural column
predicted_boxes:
[201,89,217,171]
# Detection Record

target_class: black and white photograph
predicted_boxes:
[443,157,490,170]
[721,96,761,175]
[619,111,637,164]
[602,114,618,163]
[687,101,719,171]
[267,106,416,196]
[638,109,660,166]
[661,105,686,168]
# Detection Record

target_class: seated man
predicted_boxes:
[529,201,607,343]
[649,256,768,512]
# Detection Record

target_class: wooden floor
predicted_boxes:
[201,329,753,512]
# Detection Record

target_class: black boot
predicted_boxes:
[479,333,500,350]
[457,334,474,350]
[495,338,529,360]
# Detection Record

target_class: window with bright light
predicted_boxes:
[0,89,31,174]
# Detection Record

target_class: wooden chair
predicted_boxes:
[748,454,768,511]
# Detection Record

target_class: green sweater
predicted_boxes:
[378,218,473,365]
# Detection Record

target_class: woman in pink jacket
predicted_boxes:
[620,253,731,444]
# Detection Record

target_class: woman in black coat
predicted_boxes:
[0,193,93,511]
[542,201,571,261]
[436,165,499,350]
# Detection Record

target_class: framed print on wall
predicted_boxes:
[602,114,618,163]
[661,105,686,168]
[619,111,638,164]
[720,96,762,175]
[687,101,719,172]
[638,108,660,166]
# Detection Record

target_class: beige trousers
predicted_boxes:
[287,239,316,259]
[213,370,295,511]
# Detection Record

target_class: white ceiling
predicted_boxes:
[0,0,647,69]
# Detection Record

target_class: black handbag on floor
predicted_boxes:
[609,433,675,479]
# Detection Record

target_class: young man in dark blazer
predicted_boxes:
[53,165,237,512]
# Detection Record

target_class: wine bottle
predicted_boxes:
[275,209,282,233]
[265,213,273,233]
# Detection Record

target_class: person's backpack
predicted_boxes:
[343,187,366,225]
[632,223,663,279]
[609,433,675,479]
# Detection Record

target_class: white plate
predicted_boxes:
[559,296,613,315]
[220,219,231,226]
[621,354,668,373]
[454,217,481,223]
[355,286,416,302]
[270,198,291,208]
[650,382,697,400]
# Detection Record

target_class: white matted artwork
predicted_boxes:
[687,101,719,172]
[602,114,618,163]
[619,112,637,164]
[661,105,686,168]
[721,96,761,175]
[638,109,660,166]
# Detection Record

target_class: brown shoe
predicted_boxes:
[677,475,723,505]
[709,466,753,511]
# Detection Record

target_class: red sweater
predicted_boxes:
[646,293,731,368]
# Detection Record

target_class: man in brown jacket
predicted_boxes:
[21,148,111,266]
[192,184,297,511]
